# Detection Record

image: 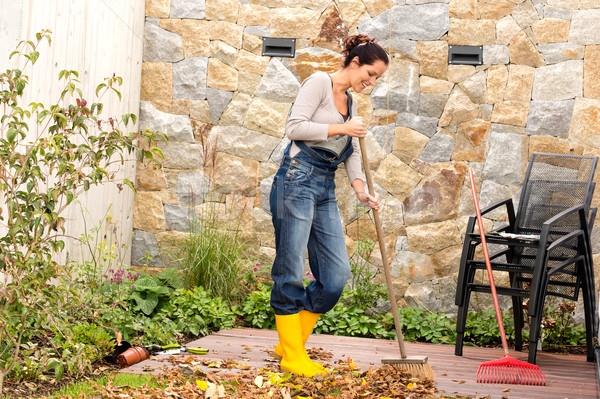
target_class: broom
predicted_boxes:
[358,137,434,380]
[467,168,546,386]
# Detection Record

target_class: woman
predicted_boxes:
[269,34,389,377]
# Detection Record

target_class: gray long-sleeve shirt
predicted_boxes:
[285,71,364,184]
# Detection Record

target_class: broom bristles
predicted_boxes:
[383,358,435,381]
[476,355,546,386]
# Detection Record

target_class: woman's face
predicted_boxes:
[350,58,387,93]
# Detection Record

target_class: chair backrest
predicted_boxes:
[514,153,598,235]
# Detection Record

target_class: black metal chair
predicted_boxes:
[454,153,598,364]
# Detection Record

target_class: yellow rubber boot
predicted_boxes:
[275,313,321,377]
[274,310,327,372]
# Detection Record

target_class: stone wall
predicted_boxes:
[134,0,600,315]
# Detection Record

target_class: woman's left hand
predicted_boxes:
[358,191,380,211]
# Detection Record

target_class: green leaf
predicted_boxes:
[7,128,17,143]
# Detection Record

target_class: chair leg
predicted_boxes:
[455,288,472,357]
[527,313,540,364]
[581,272,596,363]
[512,295,523,351]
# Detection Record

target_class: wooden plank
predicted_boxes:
[122,328,598,399]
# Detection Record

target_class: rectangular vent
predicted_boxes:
[262,37,296,58]
[448,45,483,65]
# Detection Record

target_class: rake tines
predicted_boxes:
[476,355,546,386]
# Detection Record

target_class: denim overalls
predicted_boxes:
[269,137,354,315]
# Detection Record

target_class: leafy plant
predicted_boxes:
[463,308,515,347]
[347,239,387,308]
[539,298,586,349]
[0,30,164,392]
[238,283,275,330]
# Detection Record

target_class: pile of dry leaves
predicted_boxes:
[54,354,439,399]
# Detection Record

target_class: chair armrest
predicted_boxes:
[479,198,514,217]
[541,203,587,232]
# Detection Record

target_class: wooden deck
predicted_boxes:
[123,328,598,399]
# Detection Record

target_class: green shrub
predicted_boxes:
[238,283,275,330]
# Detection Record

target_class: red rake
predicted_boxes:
[468,168,547,386]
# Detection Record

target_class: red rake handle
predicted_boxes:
[468,168,510,356]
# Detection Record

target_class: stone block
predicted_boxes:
[136,162,168,191]
[538,43,584,65]
[209,21,244,49]
[336,0,368,29]
[146,0,170,18]
[483,45,510,65]
[131,229,163,267]
[270,8,319,38]
[449,0,477,19]
[173,57,208,100]
[143,23,183,62]
[205,0,238,22]
[416,40,448,80]
[419,93,448,119]
[419,129,456,164]
[482,132,525,186]
[369,123,396,153]
[255,58,301,103]
[491,101,530,127]
[568,97,600,148]
[486,64,508,104]
[170,0,205,19]
[189,100,212,124]
[235,49,269,75]
[243,97,291,138]
[164,204,195,231]
[288,47,341,82]
[420,76,454,95]
[531,18,570,44]
[209,126,282,162]
[479,0,515,19]
[496,15,522,45]
[207,58,238,92]
[584,46,600,99]
[373,153,421,200]
[508,31,545,67]
[176,171,210,205]
[206,88,234,125]
[396,113,439,138]
[532,60,583,101]
[363,0,395,17]
[512,0,539,30]
[362,133,386,171]
[219,93,253,126]
[447,65,476,83]
[569,9,600,45]
[160,19,211,57]
[371,59,420,114]
[526,100,574,136]
[206,152,259,196]
[141,62,172,108]
[406,220,462,255]
[309,3,348,52]
[158,142,204,169]
[210,40,237,67]
[134,191,165,233]
[439,86,479,126]
[459,71,487,104]
[448,18,495,46]
[392,127,429,162]
[238,4,270,26]
[404,162,467,226]
[529,135,583,156]
[505,64,534,102]
[452,119,491,162]
[393,251,434,284]
[238,71,263,95]
[139,101,194,142]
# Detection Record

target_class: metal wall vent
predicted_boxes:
[262,37,296,58]
[448,45,483,65]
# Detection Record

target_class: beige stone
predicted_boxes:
[160,19,211,57]
[238,71,263,94]
[134,191,165,233]
[394,251,434,284]
[403,162,468,226]
[289,51,342,82]
[336,0,368,29]
[207,58,238,91]
[452,119,491,162]
[346,214,378,242]
[141,62,173,112]
[206,152,259,196]
[508,31,545,67]
[529,136,584,157]
[373,154,422,200]
[447,65,476,83]
[491,101,530,126]
[546,0,579,7]
[237,3,270,26]
[449,0,478,19]
[504,64,535,101]
[420,76,454,95]
[210,21,244,49]
[406,220,463,255]
[271,8,319,38]
[370,109,398,126]
[146,0,170,17]
[486,64,508,104]
[448,18,495,46]
[439,86,479,126]
[568,97,600,149]
[243,34,264,56]
[531,18,570,44]
[478,0,515,19]
[392,127,429,163]
[584,46,600,100]
[416,41,448,80]
[210,40,237,67]
[235,50,270,75]
[136,163,168,191]
[189,100,212,124]
[496,15,522,45]
[309,3,347,52]
[431,245,463,277]
[362,133,386,171]
[362,0,395,17]
[155,231,189,267]
[243,97,291,138]
[206,0,239,22]
[354,93,373,126]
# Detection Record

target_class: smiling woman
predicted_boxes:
[269,33,389,377]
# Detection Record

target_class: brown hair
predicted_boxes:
[342,34,389,69]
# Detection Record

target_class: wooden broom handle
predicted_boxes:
[358,138,407,358]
